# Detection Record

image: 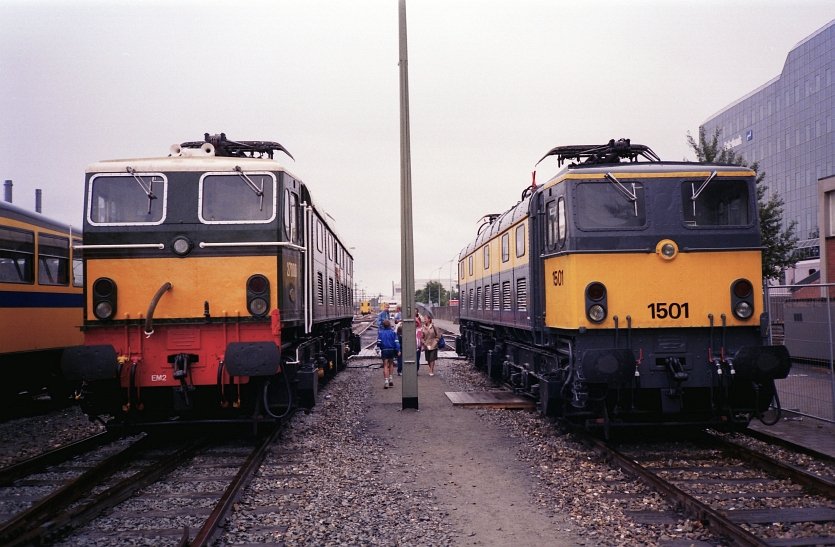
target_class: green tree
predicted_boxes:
[686,127,799,280]
[416,280,447,306]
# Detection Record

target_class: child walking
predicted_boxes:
[377,319,401,388]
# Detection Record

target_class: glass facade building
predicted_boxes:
[701,19,834,264]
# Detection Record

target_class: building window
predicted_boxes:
[828,191,835,237]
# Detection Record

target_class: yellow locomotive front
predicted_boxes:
[63,135,353,429]
[459,140,791,431]
[537,152,790,427]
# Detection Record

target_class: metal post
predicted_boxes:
[399,0,418,409]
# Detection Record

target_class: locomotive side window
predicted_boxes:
[89,173,167,225]
[200,172,275,224]
[468,255,473,275]
[72,238,83,288]
[501,233,510,262]
[38,234,69,286]
[576,181,646,229]
[0,227,34,284]
[557,198,566,245]
[483,246,490,270]
[515,224,525,257]
[283,190,299,242]
[316,219,323,251]
[546,200,557,247]
[683,179,750,226]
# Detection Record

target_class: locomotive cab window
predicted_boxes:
[0,227,34,284]
[38,234,69,286]
[89,173,167,225]
[199,171,276,224]
[576,181,646,229]
[682,179,750,226]
[557,198,567,245]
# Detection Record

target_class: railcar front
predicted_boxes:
[62,135,353,430]
[0,200,83,402]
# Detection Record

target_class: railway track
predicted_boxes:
[587,431,835,546]
[0,427,284,546]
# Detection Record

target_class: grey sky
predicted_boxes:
[1,0,832,298]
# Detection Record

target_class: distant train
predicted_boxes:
[359,300,371,315]
[456,139,790,432]
[0,200,83,403]
[62,133,359,430]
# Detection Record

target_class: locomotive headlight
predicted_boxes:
[246,274,270,318]
[585,281,608,323]
[92,277,117,320]
[248,297,269,316]
[730,278,755,320]
[734,301,753,319]
[95,301,114,320]
[588,304,606,323]
[655,239,679,260]
[172,236,193,257]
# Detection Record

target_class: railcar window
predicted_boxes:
[501,233,510,262]
[515,224,525,257]
[38,234,69,286]
[576,182,646,229]
[89,173,166,225]
[0,227,34,284]
[200,173,275,223]
[682,179,750,226]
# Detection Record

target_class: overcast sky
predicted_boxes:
[1,1,832,298]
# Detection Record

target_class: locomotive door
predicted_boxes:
[281,187,304,325]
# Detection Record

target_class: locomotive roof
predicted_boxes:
[541,161,755,190]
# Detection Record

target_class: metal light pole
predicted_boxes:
[399,0,418,409]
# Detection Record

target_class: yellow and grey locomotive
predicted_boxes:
[457,139,790,431]
[63,134,358,430]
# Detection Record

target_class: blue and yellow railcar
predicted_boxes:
[457,139,790,431]
[62,134,358,430]
[0,200,83,402]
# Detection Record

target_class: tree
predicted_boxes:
[686,127,799,280]
[416,280,447,306]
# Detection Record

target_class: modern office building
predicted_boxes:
[701,19,834,279]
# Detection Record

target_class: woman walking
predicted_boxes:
[421,315,441,376]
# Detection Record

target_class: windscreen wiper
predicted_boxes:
[690,171,718,216]
[234,166,264,211]
[604,172,639,217]
[126,167,157,214]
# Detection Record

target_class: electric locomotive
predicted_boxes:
[456,139,790,431]
[62,133,359,430]
[0,200,83,403]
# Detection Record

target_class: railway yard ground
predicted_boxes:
[0,317,831,545]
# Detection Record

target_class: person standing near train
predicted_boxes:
[377,319,400,388]
[415,311,423,373]
[421,315,441,376]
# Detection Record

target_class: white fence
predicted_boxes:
[766,283,835,422]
